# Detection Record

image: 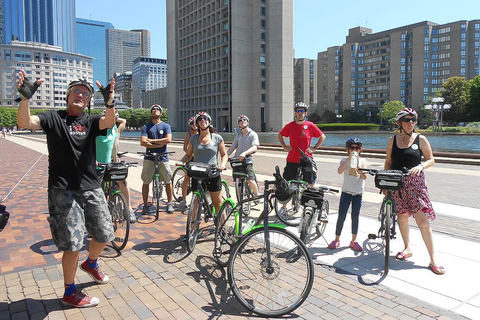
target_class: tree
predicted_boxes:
[440,76,468,124]
[466,76,480,121]
[381,101,405,126]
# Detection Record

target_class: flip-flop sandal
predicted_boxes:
[395,251,413,260]
[429,263,445,275]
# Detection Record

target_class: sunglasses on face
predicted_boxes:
[73,88,91,98]
[197,116,208,122]
[295,109,306,113]
[349,146,360,151]
[151,108,161,112]
[401,117,417,123]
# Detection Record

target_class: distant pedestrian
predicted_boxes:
[2,127,6,138]
[328,137,367,251]
[16,68,117,307]
[385,108,444,275]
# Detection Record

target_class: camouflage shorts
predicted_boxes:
[47,188,114,251]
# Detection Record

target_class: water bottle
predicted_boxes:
[243,219,256,233]
[350,151,358,168]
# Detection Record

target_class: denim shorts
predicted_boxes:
[47,188,114,251]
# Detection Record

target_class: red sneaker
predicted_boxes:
[80,261,109,284]
[62,289,99,308]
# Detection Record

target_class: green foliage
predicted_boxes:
[0,107,17,127]
[316,123,380,131]
[381,101,405,125]
[466,76,480,120]
[440,76,468,124]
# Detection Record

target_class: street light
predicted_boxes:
[336,114,342,123]
[424,97,451,136]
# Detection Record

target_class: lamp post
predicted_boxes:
[336,114,342,123]
[424,97,451,136]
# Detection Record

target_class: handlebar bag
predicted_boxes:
[375,170,404,190]
[230,159,247,178]
[104,162,128,181]
[187,162,212,179]
[300,189,324,208]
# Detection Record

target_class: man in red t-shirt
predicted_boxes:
[277,102,326,186]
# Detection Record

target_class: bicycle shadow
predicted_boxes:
[131,237,190,263]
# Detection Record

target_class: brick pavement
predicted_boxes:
[0,137,468,319]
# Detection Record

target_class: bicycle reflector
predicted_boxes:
[0,203,10,232]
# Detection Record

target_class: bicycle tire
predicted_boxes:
[315,200,329,238]
[213,200,238,267]
[152,175,161,221]
[172,167,186,202]
[221,179,231,202]
[110,192,130,251]
[299,208,313,244]
[274,191,302,226]
[228,226,314,317]
[186,192,202,253]
[384,201,392,274]
[235,178,252,216]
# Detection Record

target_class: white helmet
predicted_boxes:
[395,108,417,121]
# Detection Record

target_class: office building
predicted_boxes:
[76,18,114,85]
[2,0,76,52]
[106,28,150,81]
[294,58,317,111]
[132,57,167,108]
[167,0,294,132]
[143,87,167,112]
[115,71,133,108]
[0,41,93,108]
[318,20,480,116]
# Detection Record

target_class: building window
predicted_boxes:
[260,56,266,65]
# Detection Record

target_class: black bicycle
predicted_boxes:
[229,158,258,216]
[137,151,175,221]
[359,168,409,275]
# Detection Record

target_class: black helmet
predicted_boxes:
[345,137,363,149]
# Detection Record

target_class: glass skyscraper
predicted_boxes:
[2,0,76,52]
[76,18,114,85]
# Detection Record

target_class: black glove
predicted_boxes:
[15,77,41,102]
[99,83,114,108]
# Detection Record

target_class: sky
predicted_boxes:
[76,0,480,60]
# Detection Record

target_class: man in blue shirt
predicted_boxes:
[140,104,174,214]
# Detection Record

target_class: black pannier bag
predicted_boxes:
[300,188,324,208]
[374,170,405,190]
[230,159,247,178]
[104,162,129,181]
[187,162,212,179]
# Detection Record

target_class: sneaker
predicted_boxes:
[141,203,150,215]
[128,209,136,223]
[350,241,363,251]
[166,203,174,214]
[328,240,340,249]
[62,289,99,308]
[80,261,109,284]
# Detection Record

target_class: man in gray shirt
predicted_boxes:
[227,115,260,196]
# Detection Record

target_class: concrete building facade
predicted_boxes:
[167,0,294,132]
[0,41,93,108]
[318,20,480,116]
[132,57,167,108]
[294,58,317,111]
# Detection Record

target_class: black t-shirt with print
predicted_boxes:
[38,110,106,190]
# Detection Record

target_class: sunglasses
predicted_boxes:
[401,117,417,123]
[295,109,306,113]
[349,146,360,151]
[151,108,161,111]
[197,116,208,122]
[73,88,91,98]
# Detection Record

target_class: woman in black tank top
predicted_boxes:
[384,108,444,275]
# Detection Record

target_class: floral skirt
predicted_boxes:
[391,171,436,221]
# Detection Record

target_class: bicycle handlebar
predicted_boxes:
[137,151,175,159]
[358,167,410,176]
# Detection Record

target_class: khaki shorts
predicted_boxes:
[47,188,114,251]
[141,159,172,184]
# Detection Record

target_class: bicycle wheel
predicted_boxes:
[221,179,231,202]
[274,191,302,226]
[186,192,202,253]
[228,226,314,317]
[299,208,313,245]
[110,193,130,251]
[213,200,238,267]
[383,201,392,274]
[235,178,252,216]
[172,167,186,202]
[315,200,329,237]
[151,175,161,221]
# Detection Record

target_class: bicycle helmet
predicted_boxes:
[395,107,417,121]
[194,111,212,124]
[237,114,249,122]
[150,104,163,113]
[67,79,94,96]
[345,137,363,149]
[294,102,308,111]
[275,177,297,203]
[188,116,195,125]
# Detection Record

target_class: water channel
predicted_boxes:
[123,130,479,154]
